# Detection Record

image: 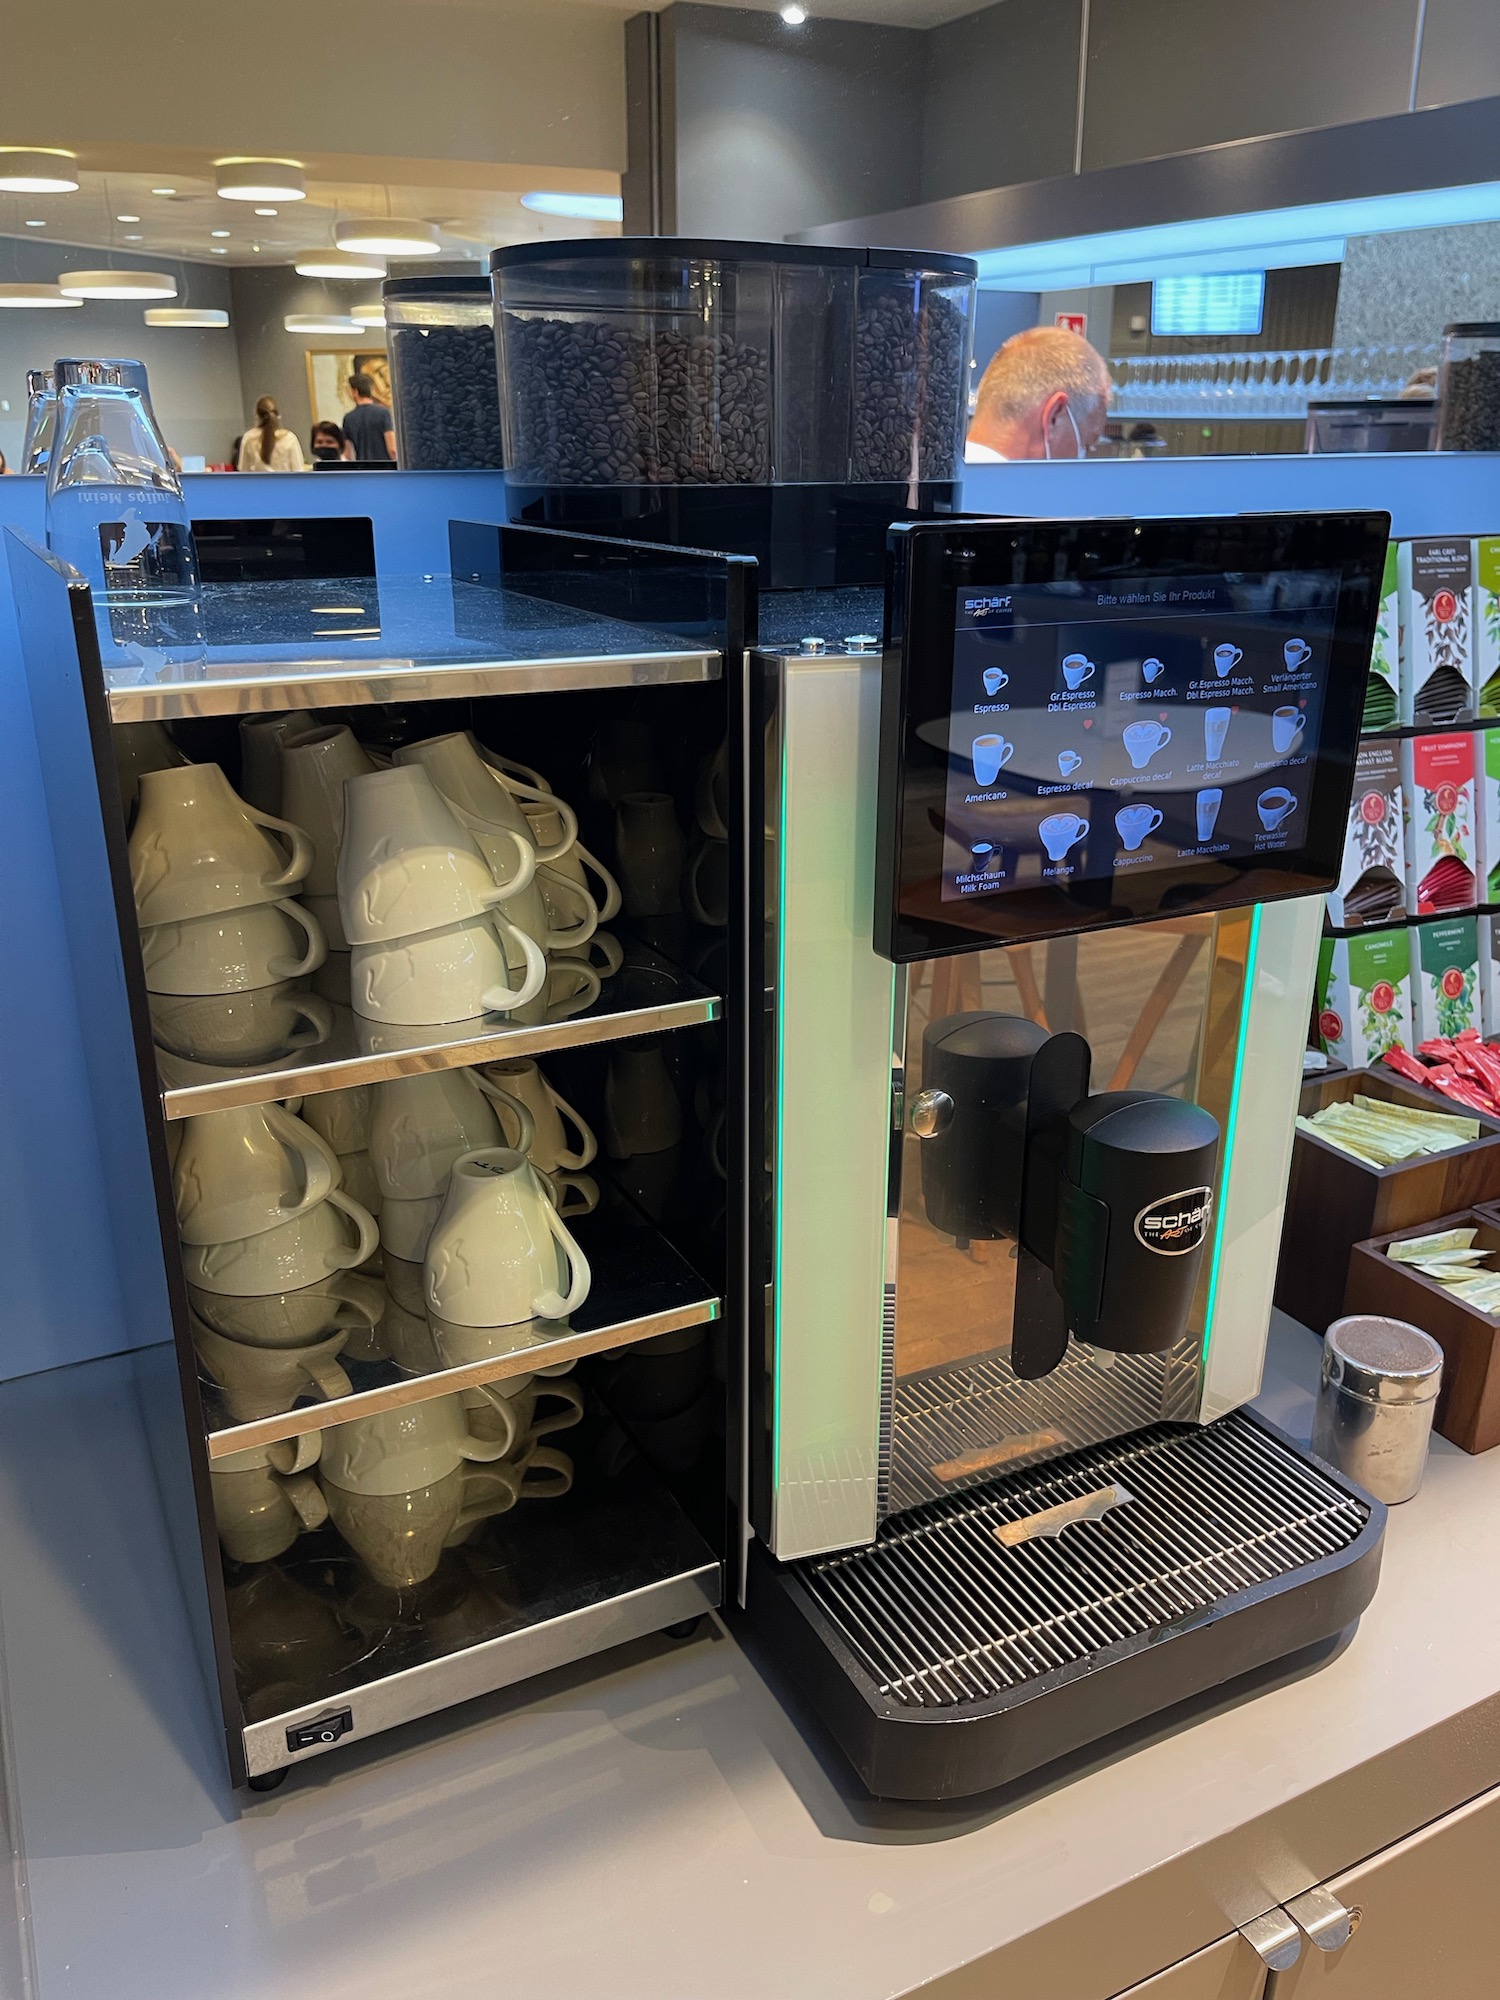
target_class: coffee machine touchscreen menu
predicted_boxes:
[943,574,1337,902]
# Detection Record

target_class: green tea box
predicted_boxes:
[1365,540,1400,731]
[1476,538,1500,717]
[1399,538,1475,726]
[1317,925,1413,1067]
[1328,738,1405,927]
[1410,913,1481,1044]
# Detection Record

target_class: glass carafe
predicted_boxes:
[45,358,205,673]
[21,368,56,474]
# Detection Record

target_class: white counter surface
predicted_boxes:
[3,1312,1498,2000]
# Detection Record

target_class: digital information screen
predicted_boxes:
[943,572,1338,904]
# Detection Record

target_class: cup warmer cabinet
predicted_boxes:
[12,499,1391,1801]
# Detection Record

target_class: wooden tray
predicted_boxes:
[1274,1068,1500,1334]
[1345,1208,1500,1454]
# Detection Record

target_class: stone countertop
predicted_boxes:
[2,1311,1497,2000]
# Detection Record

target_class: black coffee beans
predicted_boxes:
[389,322,506,470]
[1440,351,1500,452]
[853,284,967,482]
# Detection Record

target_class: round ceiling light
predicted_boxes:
[520,191,624,221]
[294,250,386,280]
[144,307,230,327]
[0,148,80,193]
[216,158,306,202]
[351,301,385,326]
[0,283,83,309]
[335,216,440,257]
[58,269,178,300]
[284,312,362,334]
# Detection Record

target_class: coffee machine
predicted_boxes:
[737,511,1393,1798]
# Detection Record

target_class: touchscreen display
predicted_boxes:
[942,571,1338,903]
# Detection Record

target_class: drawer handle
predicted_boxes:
[1286,1886,1361,1953]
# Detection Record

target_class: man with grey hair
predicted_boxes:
[965,325,1112,462]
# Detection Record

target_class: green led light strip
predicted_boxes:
[1201,904,1263,1356]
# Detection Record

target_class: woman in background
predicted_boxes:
[237,397,305,472]
[310,420,354,462]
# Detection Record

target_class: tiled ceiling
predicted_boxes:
[0,170,621,270]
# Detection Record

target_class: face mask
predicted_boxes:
[1044,402,1084,461]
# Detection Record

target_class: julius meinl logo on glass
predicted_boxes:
[1134,1187,1214,1256]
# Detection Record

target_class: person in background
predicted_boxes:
[965,326,1112,462]
[238,398,306,472]
[0,451,11,474]
[342,373,396,464]
[310,420,354,462]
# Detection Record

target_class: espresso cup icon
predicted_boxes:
[1284,638,1312,669]
[1115,804,1163,852]
[1272,705,1305,754]
[1258,786,1297,831]
[1123,719,1172,770]
[1039,812,1089,862]
[1061,654,1096,690]
[971,733,1015,785]
[982,666,1009,696]
[1057,748,1083,776]
[1143,658,1165,683]
[1214,644,1243,678]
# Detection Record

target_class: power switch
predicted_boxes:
[286,1707,353,1754]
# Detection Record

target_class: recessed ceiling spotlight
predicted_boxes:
[215,158,306,202]
[0,282,83,309]
[253,207,278,217]
[294,250,388,279]
[284,312,362,334]
[210,247,228,255]
[58,268,178,300]
[781,3,808,20]
[336,216,440,257]
[211,229,230,238]
[151,186,176,196]
[520,191,624,221]
[0,148,80,193]
[123,233,143,241]
[117,214,140,223]
[144,307,231,328]
[24,219,45,228]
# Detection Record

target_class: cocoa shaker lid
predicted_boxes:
[1325,1315,1443,1404]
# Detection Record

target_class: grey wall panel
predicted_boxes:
[1081,0,1419,172]
[920,0,1081,204]
[1333,221,1500,350]
[663,4,924,239]
[1416,0,1500,108]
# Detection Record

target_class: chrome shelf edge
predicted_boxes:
[242,1560,721,1776]
[107,649,721,722]
[162,992,723,1118]
[205,1295,722,1458]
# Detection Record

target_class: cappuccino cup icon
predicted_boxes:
[1061,654,1096,690]
[1115,804,1163,852]
[1284,638,1312,669]
[1214,644,1243,678]
[1057,748,1083,776]
[1258,786,1297,831]
[971,733,1015,786]
[982,666,1009,696]
[1039,812,1089,863]
[1123,719,1172,770]
[1272,705,1305,754]
[1142,658,1165,683]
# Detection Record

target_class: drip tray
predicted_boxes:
[748,1411,1385,1799]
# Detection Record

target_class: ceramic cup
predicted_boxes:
[182,1188,380,1297]
[380,1297,442,1377]
[320,1447,571,1591]
[382,1250,426,1316]
[588,716,661,809]
[546,1170,599,1219]
[694,739,728,840]
[685,838,728,927]
[279,724,377,897]
[173,1100,338,1245]
[605,1039,683,1159]
[148,983,334,1065]
[522,804,621,921]
[238,711,319,815]
[319,1394,512,1495]
[615,792,685,917]
[113,718,187,820]
[139,899,326,996]
[300,1085,371,1157]
[495,868,597,960]
[378,1193,446,1263]
[554,930,625,980]
[210,1432,326,1564]
[131,763,314,926]
[336,1148,382,1220]
[369,1068,535,1203]
[463,1373,584,1447]
[503,958,602,1030]
[349,910,547,1023]
[188,1269,386,1347]
[481,1057,597,1174]
[424,1147,591,1328]
[191,1316,352,1422]
[337,764,534,946]
[396,732,576,873]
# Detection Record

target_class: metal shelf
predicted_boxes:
[158,943,719,1118]
[104,575,719,722]
[201,1205,719,1458]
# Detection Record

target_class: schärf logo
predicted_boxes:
[1134,1186,1213,1257]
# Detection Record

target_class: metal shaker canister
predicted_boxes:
[1313,1315,1443,1503]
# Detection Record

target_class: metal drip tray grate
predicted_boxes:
[800,1413,1371,1710]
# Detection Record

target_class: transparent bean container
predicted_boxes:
[1435,322,1500,452]
[385,274,505,470]
[490,239,976,588]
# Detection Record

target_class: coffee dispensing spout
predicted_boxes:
[916,1013,1220,1378]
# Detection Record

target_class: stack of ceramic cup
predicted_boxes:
[368,1066,537,1278]
[604,1037,683,1221]
[424,1144,592,1362]
[276,722,379,958]
[113,718,188,824]
[132,761,329,1076]
[210,1434,327,1565]
[392,733,614,1025]
[314,1396,574,1590]
[684,737,729,928]
[300,1084,386,1358]
[176,1100,382,1422]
